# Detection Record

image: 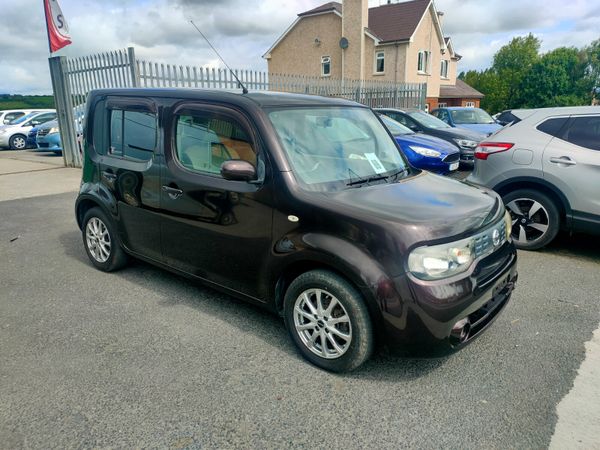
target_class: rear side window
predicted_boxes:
[536,117,568,138]
[3,112,24,124]
[109,109,157,161]
[175,113,256,176]
[563,116,600,151]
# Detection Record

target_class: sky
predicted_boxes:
[1,0,599,94]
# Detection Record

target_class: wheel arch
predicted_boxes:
[493,177,572,227]
[75,194,114,230]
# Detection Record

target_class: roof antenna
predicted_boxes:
[189,19,248,94]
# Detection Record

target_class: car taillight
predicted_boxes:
[474,142,514,160]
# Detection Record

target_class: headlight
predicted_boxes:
[408,217,508,280]
[409,146,441,158]
[48,127,59,134]
[453,138,478,148]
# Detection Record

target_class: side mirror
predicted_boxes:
[220,159,257,182]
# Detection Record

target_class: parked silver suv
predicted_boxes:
[467,106,600,250]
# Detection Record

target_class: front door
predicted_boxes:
[93,96,162,262]
[159,102,273,300]
[542,114,600,221]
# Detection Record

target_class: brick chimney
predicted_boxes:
[342,0,368,80]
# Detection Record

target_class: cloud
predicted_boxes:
[0,0,598,94]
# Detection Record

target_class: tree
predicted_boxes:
[462,69,506,113]
[520,47,587,107]
[492,34,541,108]
[581,39,600,103]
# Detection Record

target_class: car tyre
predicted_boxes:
[82,207,128,272]
[503,189,560,250]
[283,270,374,372]
[9,134,27,150]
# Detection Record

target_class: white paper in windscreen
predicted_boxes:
[364,153,386,174]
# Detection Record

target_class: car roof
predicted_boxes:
[375,108,423,113]
[512,106,599,119]
[90,88,365,109]
[443,107,481,110]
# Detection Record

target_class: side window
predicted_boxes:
[175,113,256,176]
[564,116,600,151]
[437,110,449,123]
[92,100,106,155]
[536,117,569,138]
[4,112,24,124]
[28,113,55,126]
[109,109,157,161]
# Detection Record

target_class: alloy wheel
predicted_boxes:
[11,136,26,149]
[85,217,111,263]
[506,198,550,245]
[293,288,352,359]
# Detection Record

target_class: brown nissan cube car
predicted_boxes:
[75,89,518,372]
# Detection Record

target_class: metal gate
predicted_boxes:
[49,47,427,168]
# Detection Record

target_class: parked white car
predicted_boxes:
[0,110,57,149]
[0,109,53,125]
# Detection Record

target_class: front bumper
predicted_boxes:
[36,133,62,153]
[0,134,10,147]
[381,241,518,356]
[459,147,475,164]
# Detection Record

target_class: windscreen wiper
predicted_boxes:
[346,168,409,187]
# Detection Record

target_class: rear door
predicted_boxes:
[542,114,600,220]
[93,96,163,262]
[159,102,273,299]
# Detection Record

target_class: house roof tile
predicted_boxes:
[298,0,431,43]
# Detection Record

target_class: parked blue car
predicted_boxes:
[35,120,62,155]
[430,107,502,136]
[379,114,460,174]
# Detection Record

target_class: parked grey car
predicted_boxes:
[467,106,600,250]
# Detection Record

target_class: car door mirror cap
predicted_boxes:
[220,159,257,182]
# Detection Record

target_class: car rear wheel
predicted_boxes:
[283,270,374,372]
[503,189,560,250]
[82,207,128,272]
[9,134,27,150]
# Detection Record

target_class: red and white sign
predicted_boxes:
[44,0,72,53]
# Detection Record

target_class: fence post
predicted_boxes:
[127,47,140,87]
[48,56,80,168]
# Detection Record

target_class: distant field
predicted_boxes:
[0,95,55,110]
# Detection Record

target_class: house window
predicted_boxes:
[465,101,476,107]
[375,51,385,73]
[438,102,448,108]
[440,60,448,78]
[418,50,431,74]
[321,56,331,77]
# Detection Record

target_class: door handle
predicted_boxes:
[549,156,576,166]
[162,185,183,200]
[101,171,117,181]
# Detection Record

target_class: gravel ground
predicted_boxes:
[1,192,599,449]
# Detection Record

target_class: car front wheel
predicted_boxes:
[503,189,560,250]
[284,270,374,372]
[9,134,27,150]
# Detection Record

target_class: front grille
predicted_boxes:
[37,129,50,137]
[472,220,506,259]
[443,153,460,163]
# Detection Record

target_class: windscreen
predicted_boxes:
[450,108,495,124]
[268,107,408,191]
[8,113,35,125]
[408,111,451,129]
